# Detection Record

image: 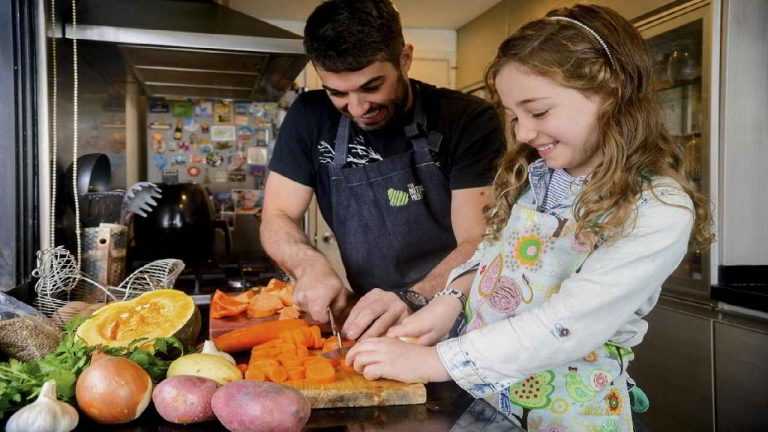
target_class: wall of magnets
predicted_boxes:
[146,98,280,216]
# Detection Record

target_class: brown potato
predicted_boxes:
[152,375,218,424]
[211,381,310,432]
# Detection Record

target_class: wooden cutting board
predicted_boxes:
[287,369,427,409]
[209,291,427,408]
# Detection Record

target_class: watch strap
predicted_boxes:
[433,287,467,308]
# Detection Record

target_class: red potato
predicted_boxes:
[152,375,219,424]
[211,381,311,432]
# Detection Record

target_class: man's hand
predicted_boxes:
[386,295,462,346]
[345,337,451,383]
[294,258,348,322]
[341,288,410,341]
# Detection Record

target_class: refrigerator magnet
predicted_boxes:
[234,115,249,126]
[172,101,194,117]
[149,98,170,113]
[246,146,268,165]
[171,154,188,166]
[228,169,247,183]
[228,152,246,171]
[206,152,224,167]
[234,101,250,115]
[210,125,236,142]
[214,141,233,151]
[190,154,205,164]
[199,144,213,155]
[201,121,210,134]
[152,154,168,171]
[187,165,202,177]
[151,133,166,153]
[162,169,180,184]
[183,118,199,132]
[195,100,213,117]
[149,121,171,130]
[214,101,232,123]
[237,125,254,140]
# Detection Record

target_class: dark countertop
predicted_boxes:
[68,382,524,432]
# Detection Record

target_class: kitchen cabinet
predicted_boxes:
[631,302,715,431]
[714,321,768,431]
[636,0,717,302]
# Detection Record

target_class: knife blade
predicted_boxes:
[324,307,347,360]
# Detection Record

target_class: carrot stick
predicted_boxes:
[213,318,308,352]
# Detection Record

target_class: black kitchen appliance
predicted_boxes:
[129,183,230,267]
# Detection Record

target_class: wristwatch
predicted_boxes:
[433,287,467,308]
[396,288,428,311]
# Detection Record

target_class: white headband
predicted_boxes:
[547,16,616,69]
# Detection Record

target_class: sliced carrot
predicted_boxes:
[278,355,303,368]
[306,360,336,384]
[233,289,258,303]
[236,363,249,373]
[210,290,249,318]
[309,326,323,349]
[245,366,266,381]
[287,366,305,380]
[265,364,289,383]
[213,318,308,353]
[250,358,279,370]
[277,288,294,306]
[246,292,284,318]
[295,344,309,359]
[278,305,300,320]
[264,278,289,293]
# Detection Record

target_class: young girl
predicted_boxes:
[346,4,711,431]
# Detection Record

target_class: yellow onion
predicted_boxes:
[75,352,153,424]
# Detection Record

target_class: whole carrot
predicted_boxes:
[213,319,308,353]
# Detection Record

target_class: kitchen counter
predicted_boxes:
[68,382,525,431]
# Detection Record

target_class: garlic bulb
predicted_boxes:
[6,380,78,432]
[202,340,236,364]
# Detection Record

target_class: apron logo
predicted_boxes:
[387,188,409,207]
[387,183,424,207]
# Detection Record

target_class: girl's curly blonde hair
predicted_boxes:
[484,4,712,249]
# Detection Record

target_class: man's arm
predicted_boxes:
[410,186,491,297]
[260,171,348,321]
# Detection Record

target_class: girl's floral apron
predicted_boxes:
[463,202,635,432]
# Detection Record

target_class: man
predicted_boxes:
[261,0,504,340]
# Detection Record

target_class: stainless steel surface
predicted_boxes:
[714,321,768,431]
[720,0,768,265]
[60,0,308,101]
[631,305,715,431]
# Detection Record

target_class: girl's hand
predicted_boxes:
[345,337,451,383]
[386,295,463,346]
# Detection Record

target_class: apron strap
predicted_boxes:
[404,83,443,158]
[333,115,351,168]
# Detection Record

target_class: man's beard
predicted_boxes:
[354,73,410,131]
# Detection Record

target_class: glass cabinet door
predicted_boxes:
[637,2,713,301]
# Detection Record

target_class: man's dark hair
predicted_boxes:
[304,0,405,72]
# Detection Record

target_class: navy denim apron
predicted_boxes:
[328,83,457,294]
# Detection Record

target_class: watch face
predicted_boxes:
[404,290,428,307]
